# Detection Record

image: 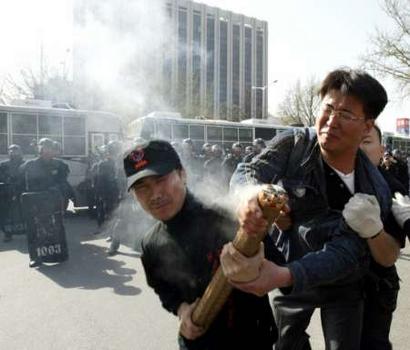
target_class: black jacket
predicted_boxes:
[141,193,278,350]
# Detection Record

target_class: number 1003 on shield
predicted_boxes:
[37,244,62,257]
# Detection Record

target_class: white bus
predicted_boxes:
[383,133,410,155]
[127,112,293,152]
[0,104,123,206]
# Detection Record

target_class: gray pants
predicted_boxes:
[272,285,363,350]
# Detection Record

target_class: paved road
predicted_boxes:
[1,213,410,349]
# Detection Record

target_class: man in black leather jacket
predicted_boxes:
[124,139,279,350]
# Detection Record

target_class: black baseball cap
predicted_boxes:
[124,139,182,191]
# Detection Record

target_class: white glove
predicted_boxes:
[392,192,410,228]
[220,242,264,282]
[342,193,383,238]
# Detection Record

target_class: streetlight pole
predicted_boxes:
[252,80,278,119]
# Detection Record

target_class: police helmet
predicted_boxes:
[8,144,21,151]
[38,138,55,149]
[211,144,223,157]
[253,138,266,148]
[392,149,402,159]
[183,138,193,145]
[232,142,242,149]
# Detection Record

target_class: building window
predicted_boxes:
[232,24,241,114]
[206,16,215,116]
[219,20,228,117]
[178,8,188,109]
[244,27,252,118]
[256,29,264,119]
[192,13,202,109]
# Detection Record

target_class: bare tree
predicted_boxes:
[277,77,321,126]
[5,66,74,106]
[362,0,410,94]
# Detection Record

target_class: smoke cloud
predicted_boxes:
[73,0,172,117]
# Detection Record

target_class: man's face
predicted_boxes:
[132,169,187,221]
[315,89,373,157]
[8,148,22,160]
[232,146,242,157]
[360,127,384,166]
[39,145,54,159]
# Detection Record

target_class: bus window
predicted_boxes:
[64,136,86,156]
[12,113,37,134]
[192,140,203,153]
[173,124,189,139]
[223,142,234,152]
[189,125,204,141]
[91,133,105,153]
[64,117,85,136]
[255,127,275,141]
[0,113,7,154]
[239,128,253,142]
[11,135,36,154]
[223,127,238,141]
[157,121,172,140]
[39,115,62,135]
[207,126,222,141]
[140,118,155,140]
[11,113,37,154]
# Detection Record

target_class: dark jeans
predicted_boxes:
[273,284,364,350]
[361,270,399,350]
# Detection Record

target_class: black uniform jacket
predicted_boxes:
[141,193,278,350]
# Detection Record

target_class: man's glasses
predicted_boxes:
[321,105,365,122]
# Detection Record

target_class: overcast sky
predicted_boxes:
[0,0,407,132]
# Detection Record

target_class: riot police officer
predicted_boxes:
[243,138,266,162]
[19,138,71,267]
[221,142,243,188]
[0,144,25,242]
[94,141,124,230]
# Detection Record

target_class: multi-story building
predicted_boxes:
[73,0,268,121]
[163,0,268,120]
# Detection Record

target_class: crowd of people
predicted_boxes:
[2,67,410,349]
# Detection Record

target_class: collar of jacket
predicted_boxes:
[295,139,391,219]
[163,191,201,230]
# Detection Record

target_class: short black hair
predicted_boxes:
[319,68,388,119]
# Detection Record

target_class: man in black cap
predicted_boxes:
[0,144,25,242]
[124,139,278,350]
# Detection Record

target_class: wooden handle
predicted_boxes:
[191,185,288,330]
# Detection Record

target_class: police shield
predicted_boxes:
[21,190,68,263]
[0,183,26,235]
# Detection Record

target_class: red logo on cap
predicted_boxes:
[130,149,148,170]
[130,149,144,162]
